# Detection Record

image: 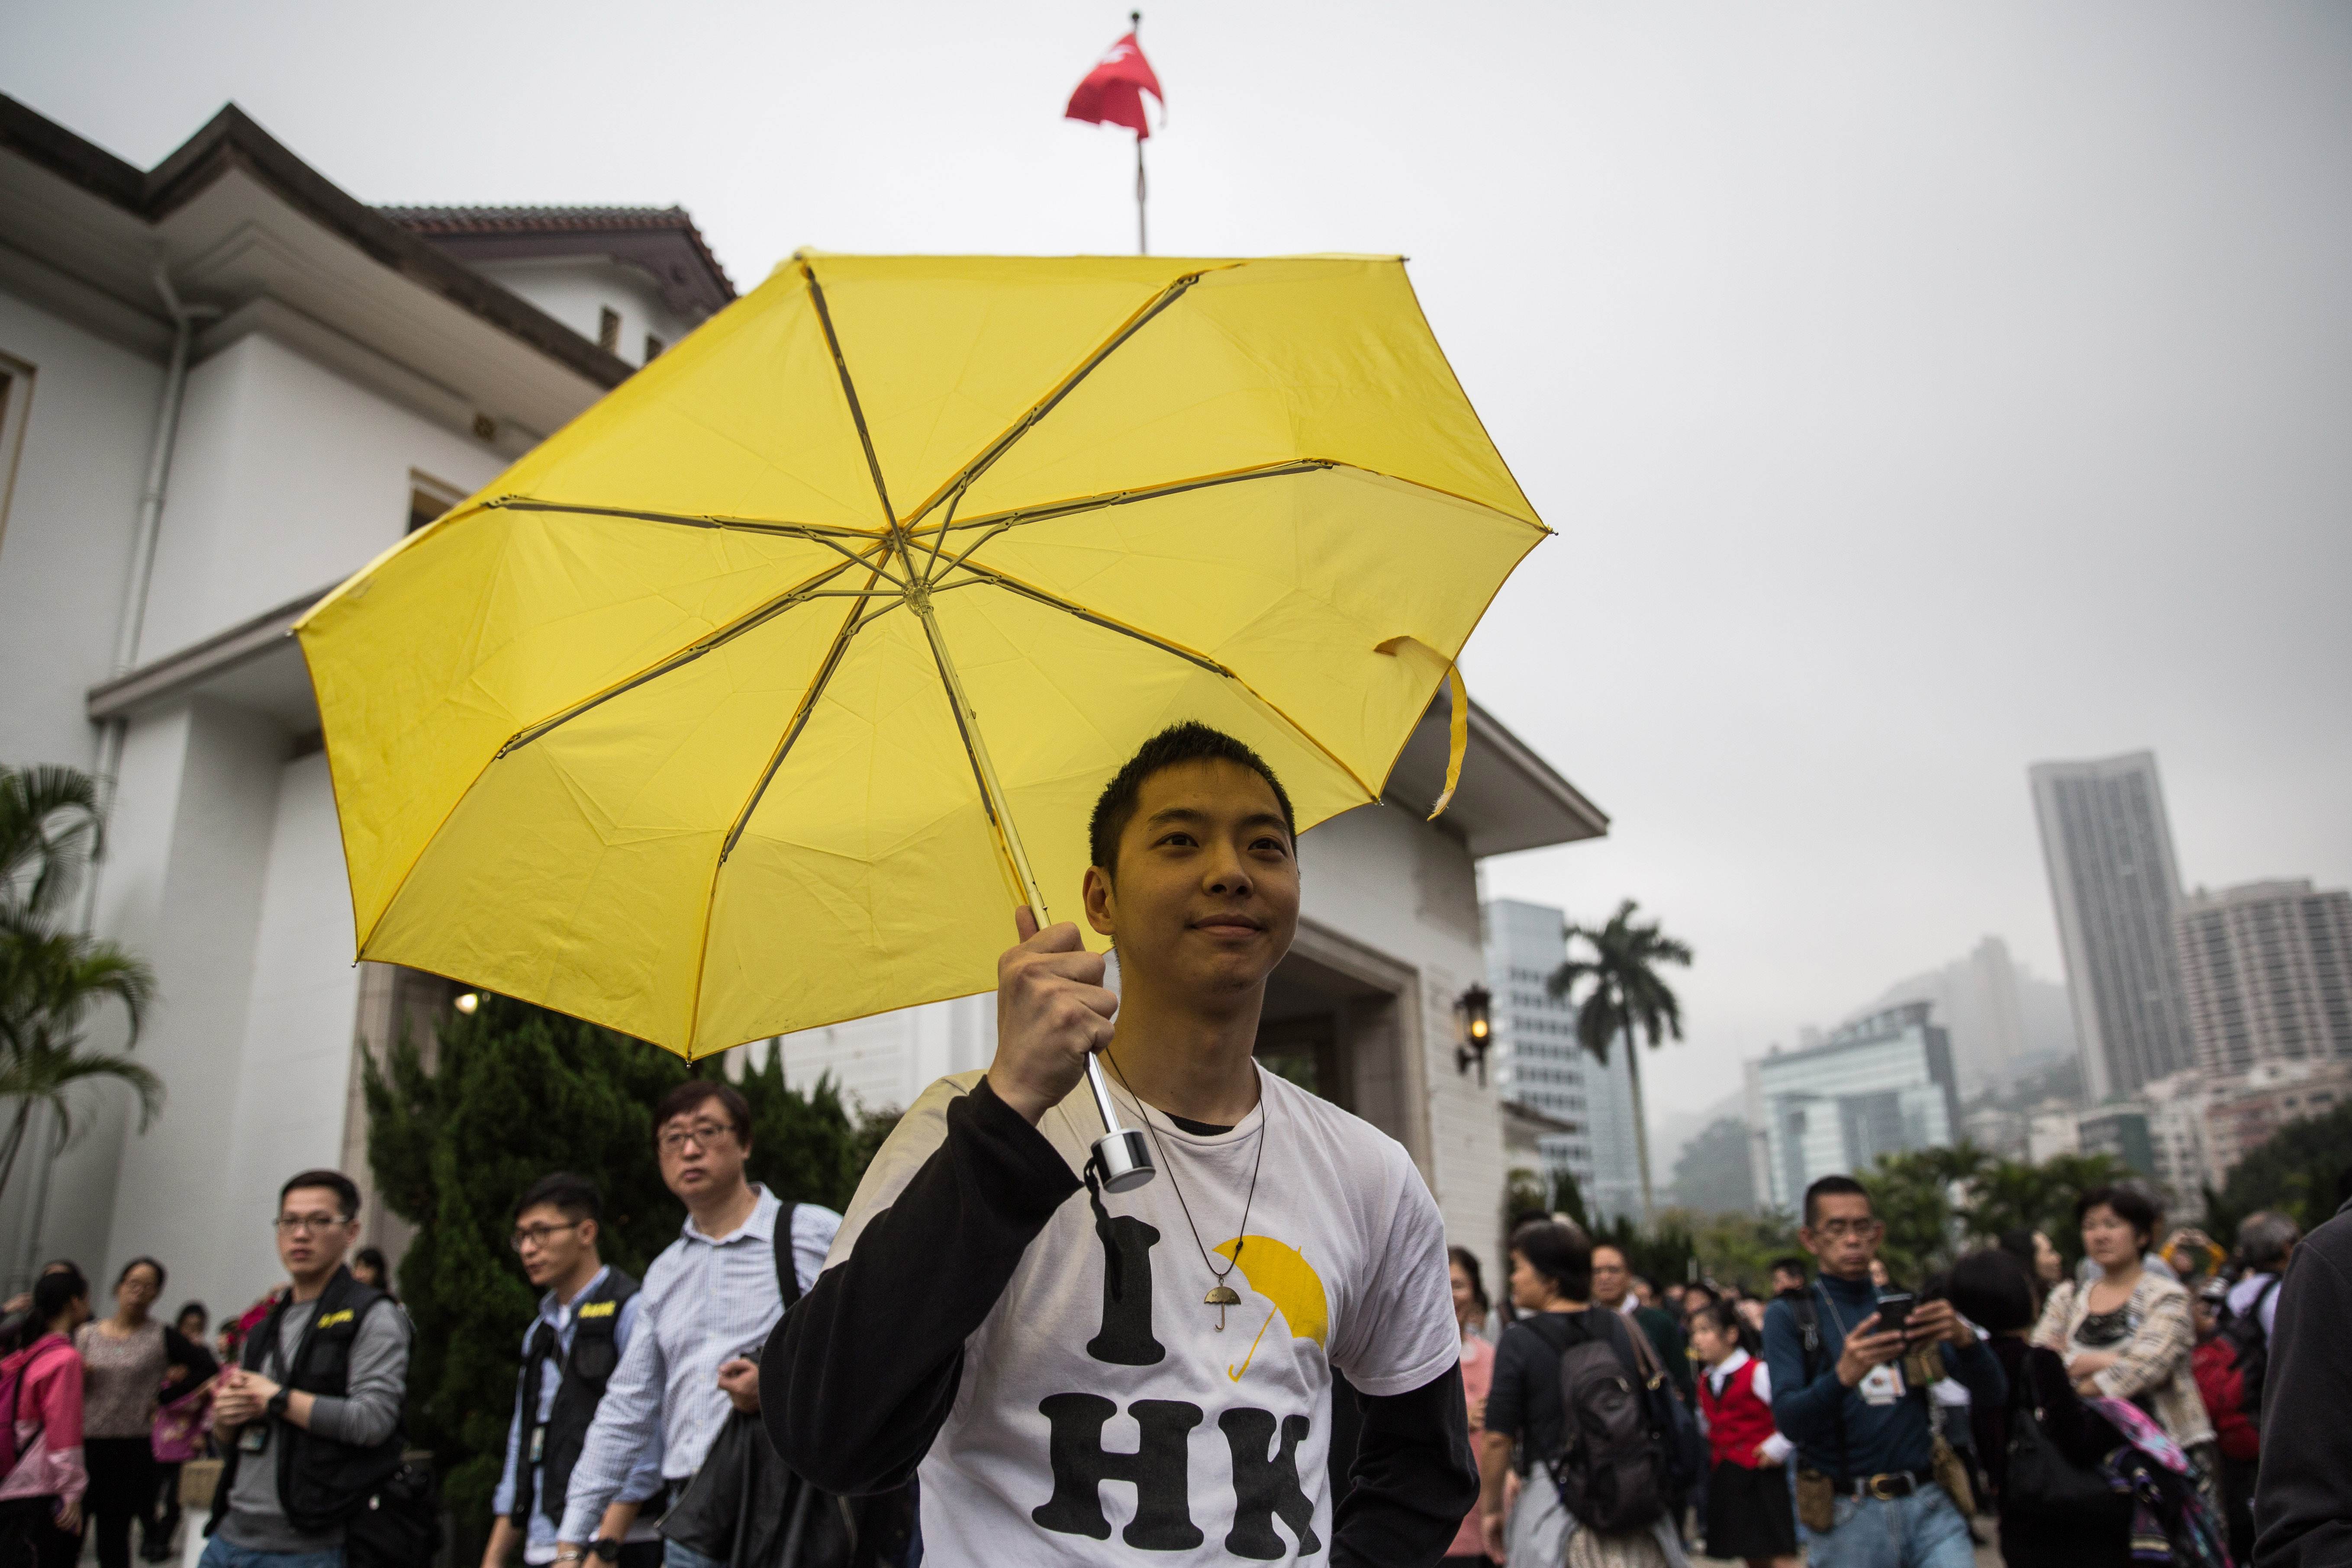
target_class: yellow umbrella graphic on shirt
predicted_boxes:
[1215,1236,1329,1380]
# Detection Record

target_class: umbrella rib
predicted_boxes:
[909,460,1336,550]
[897,270,1212,534]
[954,563,1384,804]
[797,258,899,532]
[492,549,885,760]
[715,574,890,868]
[487,499,907,585]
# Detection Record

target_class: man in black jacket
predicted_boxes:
[767,723,1476,1565]
[2254,1184,2352,1568]
[482,1174,663,1568]
[207,1169,410,1568]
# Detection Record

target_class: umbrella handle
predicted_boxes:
[1087,1055,1155,1193]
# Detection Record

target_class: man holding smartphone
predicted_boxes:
[1761,1176,2003,1568]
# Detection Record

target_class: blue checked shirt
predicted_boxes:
[490,1266,664,1563]
[557,1187,841,1544]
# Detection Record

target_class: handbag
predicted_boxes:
[659,1204,916,1568]
[2004,1396,2124,1518]
[342,1458,444,1568]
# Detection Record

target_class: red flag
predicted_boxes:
[1065,31,1163,139]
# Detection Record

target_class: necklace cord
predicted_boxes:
[1104,1051,1267,1284]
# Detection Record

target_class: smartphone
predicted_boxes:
[1874,1290,1915,1340]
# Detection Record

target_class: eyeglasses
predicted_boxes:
[658,1119,737,1153]
[273,1214,350,1235]
[1811,1219,1880,1239]
[510,1221,583,1253]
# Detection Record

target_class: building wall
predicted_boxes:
[38,702,290,1309]
[139,333,503,661]
[2176,880,2352,1076]
[2030,753,2193,1101]
[472,258,696,369]
[0,290,162,770]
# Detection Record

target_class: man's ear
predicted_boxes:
[1082,865,1117,937]
[578,1217,600,1252]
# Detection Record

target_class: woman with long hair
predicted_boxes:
[1950,1249,2129,1568]
[2033,1186,2217,1502]
[74,1259,212,1568]
[0,1267,93,1568]
[1447,1246,1498,1565]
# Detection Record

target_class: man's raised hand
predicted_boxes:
[987,907,1118,1125]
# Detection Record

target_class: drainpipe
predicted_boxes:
[13,263,215,1292]
[82,261,214,897]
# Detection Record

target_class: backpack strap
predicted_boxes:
[772,1200,802,1309]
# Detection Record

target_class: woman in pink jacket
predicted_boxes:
[0,1267,93,1568]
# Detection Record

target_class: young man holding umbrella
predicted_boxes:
[768,722,1476,1564]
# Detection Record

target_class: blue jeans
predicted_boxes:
[663,1540,725,1568]
[197,1539,342,1568]
[1805,1485,1974,1568]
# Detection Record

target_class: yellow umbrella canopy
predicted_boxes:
[295,253,1547,1059]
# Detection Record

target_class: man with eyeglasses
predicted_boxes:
[483,1174,664,1568]
[206,1169,411,1568]
[555,1082,839,1568]
[1760,1175,2003,1568]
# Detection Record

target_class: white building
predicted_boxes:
[1482,898,1645,1223]
[1744,1002,1961,1214]
[0,97,1609,1302]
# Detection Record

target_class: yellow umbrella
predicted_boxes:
[295,253,1545,1088]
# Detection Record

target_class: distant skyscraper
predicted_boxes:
[2175,880,2352,1074]
[2030,752,2193,1101]
[1744,1002,1961,1214]
[1484,899,1645,1223]
[1850,935,2034,1092]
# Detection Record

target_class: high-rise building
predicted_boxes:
[1744,1003,1961,1215]
[2175,880,2352,1075]
[1485,899,1646,1223]
[2029,752,2193,1101]
[1849,936,2042,1092]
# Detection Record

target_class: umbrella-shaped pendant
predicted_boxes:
[1205,1285,1242,1330]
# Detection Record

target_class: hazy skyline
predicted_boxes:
[8,0,2347,1122]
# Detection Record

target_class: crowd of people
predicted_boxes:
[1438,1173,2350,1568]
[4,724,2350,1568]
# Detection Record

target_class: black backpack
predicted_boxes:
[1524,1311,1669,1533]
[2214,1276,2278,1429]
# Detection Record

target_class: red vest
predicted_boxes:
[1700,1355,1778,1469]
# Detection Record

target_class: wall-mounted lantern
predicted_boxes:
[1454,983,1493,1083]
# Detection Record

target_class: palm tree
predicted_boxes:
[0,764,160,1220]
[1547,899,1693,1220]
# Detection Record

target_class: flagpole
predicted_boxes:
[1132,10,1147,254]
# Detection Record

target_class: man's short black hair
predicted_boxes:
[515,1172,604,1226]
[1508,1219,1593,1303]
[2075,1184,2159,1248]
[1802,1174,1872,1228]
[280,1169,361,1221]
[654,1079,752,1145]
[1088,722,1297,876]
[1769,1255,1808,1278]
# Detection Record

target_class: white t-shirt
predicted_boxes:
[828,1063,1459,1564]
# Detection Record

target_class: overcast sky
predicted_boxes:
[10,1,2348,1127]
